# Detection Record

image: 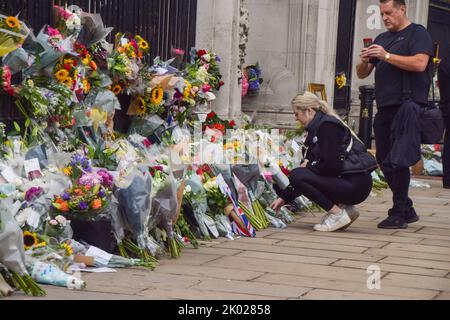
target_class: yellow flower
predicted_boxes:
[83,79,91,93]
[61,243,73,256]
[136,96,147,115]
[5,16,19,29]
[55,69,69,80]
[335,74,347,89]
[63,166,73,176]
[64,58,74,65]
[139,40,149,51]
[82,58,90,65]
[433,57,441,65]
[183,81,192,99]
[150,86,164,105]
[224,143,234,150]
[23,231,38,250]
[61,77,74,88]
[112,84,122,95]
[34,241,47,249]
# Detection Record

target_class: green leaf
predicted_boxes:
[25,118,31,127]
[31,127,38,137]
[13,121,20,133]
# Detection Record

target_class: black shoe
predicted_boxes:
[405,207,419,224]
[377,216,408,229]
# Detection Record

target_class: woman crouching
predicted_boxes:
[270,92,377,232]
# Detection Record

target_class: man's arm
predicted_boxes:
[356,47,375,79]
[356,61,375,79]
[366,44,429,72]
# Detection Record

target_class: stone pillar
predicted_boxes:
[196,0,242,120]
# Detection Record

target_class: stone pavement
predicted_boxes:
[7,178,450,300]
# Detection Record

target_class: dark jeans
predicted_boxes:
[444,116,450,186]
[373,106,414,217]
[283,168,373,212]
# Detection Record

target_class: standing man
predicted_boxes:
[438,46,450,189]
[356,0,433,229]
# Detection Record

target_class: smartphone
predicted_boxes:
[363,38,373,48]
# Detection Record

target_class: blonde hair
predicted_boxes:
[291,91,332,115]
[291,91,362,142]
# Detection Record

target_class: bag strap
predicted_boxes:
[401,24,419,102]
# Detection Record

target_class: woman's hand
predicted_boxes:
[270,198,286,213]
[300,159,309,168]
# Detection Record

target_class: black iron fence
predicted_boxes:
[0,0,197,127]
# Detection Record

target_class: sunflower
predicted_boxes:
[23,231,38,250]
[112,84,123,95]
[61,77,74,88]
[5,16,19,29]
[138,39,149,51]
[55,69,69,80]
[136,96,147,115]
[150,86,164,105]
[63,58,74,66]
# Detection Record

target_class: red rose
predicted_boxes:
[211,136,216,143]
[197,49,207,57]
[229,120,235,127]
[219,81,225,87]
[207,112,216,119]
[64,64,71,71]
[73,60,78,66]
[196,168,204,176]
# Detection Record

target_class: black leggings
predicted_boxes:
[287,168,373,212]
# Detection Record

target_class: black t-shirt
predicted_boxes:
[438,47,450,116]
[370,23,433,107]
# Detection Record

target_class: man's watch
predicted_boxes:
[384,52,391,61]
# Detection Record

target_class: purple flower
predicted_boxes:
[62,191,70,201]
[98,190,105,198]
[216,55,221,62]
[79,172,102,187]
[78,202,88,211]
[25,187,43,202]
[97,169,113,188]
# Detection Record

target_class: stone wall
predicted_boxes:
[241,0,340,128]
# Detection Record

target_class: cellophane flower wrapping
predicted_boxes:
[114,167,162,256]
[26,256,85,290]
[186,174,219,239]
[0,197,28,276]
[68,239,153,269]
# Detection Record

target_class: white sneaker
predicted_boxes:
[338,205,360,230]
[314,210,351,232]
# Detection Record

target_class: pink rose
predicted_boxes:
[202,84,212,92]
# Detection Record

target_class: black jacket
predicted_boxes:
[303,112,377,176]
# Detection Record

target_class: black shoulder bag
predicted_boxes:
[420,74,445,144]
[401,26,444,144]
